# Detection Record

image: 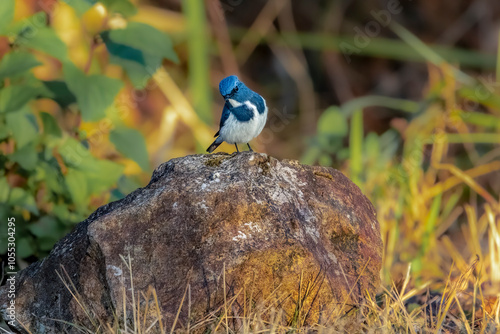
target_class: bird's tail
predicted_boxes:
[207,137,224,153]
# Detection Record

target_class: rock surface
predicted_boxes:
[0,152,382,333]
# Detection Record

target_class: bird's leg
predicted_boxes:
[235,144,240,153]
[247,143,253,152]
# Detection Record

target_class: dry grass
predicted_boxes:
[48,254,498,334]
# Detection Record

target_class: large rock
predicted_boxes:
[0,152,382,333]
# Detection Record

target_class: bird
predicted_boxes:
[207,75,268,153]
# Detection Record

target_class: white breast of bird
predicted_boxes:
[220,99,267,145]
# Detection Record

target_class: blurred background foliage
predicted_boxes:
[0,0,500,324]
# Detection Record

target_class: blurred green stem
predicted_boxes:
[184,0,212,125]
[497,30,500,83]
[413,194,442,275]
[389,21,473,84]
[349,109,363,187]
[425,133,500,144]
[341,95,420,117]
[228,29,496,70]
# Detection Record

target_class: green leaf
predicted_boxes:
[0,0,14,34]
[19,27,68,61]
[10,14,68,61]
[101,22,178,87]
[60,137,124,196]
[66,168,88,207]
[17,237,34,258]
[59,137,93,167]
[81,159,124,194]
[318,154,332,167]
[8,12,47,38]
[5,110,38,148]
[110,127,150,170]
[110,175,141,200]
[301,145,321,165]
[100,0,137,17]
[63,62,123,121]
[8,187,39,214]
[38,236,59,251]
[105,22,178,62]
[364,132,380,162]
[69,147,124,194]
[28,216,59,238]
[108,51,161,88]
[42,81,77,108]
[0,85,41,113]
[9,142,38,170]
[40,112,62,137]
[58,137,124,199]
[37,162,65,195]
[53,204,70,221]
[0,51,42,81]
[62,0,96,16]
[0,121,8,140]
[0,209,8,254]
[118,175,141,194]
[0,177,10,202]
[318,106,348,136]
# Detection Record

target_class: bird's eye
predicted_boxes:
[234,86,239,92]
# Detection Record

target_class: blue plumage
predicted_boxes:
[219,75,239,98]
[207,75,268,153]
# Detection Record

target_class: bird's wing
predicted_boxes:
[253,94,266,114]
[215,102,255,137]
[214,104,231,137]
[229,103,254,122]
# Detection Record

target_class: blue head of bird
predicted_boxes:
[219,75,246,99]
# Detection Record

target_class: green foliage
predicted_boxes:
[62,0,95,16]
[110,127,150,171]
[5,110,39,147]
[0,0,177,261]
[102,22,178,88]
[64,0,136,17]
[0,51,41,81]
[100,0,137,17]
[63,63,123,121]
[317,106,348,136]
[21,28,69,61]
[9,13,69,61]
[301,106,349,166]
[0,0,14,34]
[43,81,77,108]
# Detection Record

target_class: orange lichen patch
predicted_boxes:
[204,154,230,167]
[313,169,335,180]
[226,247,338,325]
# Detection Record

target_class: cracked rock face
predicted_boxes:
[0,152,382,333]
